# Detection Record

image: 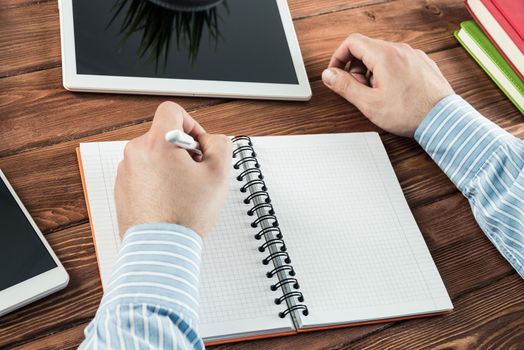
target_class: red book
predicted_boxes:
[465,0,524,81]
[492,0,524,40]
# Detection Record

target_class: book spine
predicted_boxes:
[232,136,308,326]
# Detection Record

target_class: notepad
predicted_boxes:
[77,132,453,345]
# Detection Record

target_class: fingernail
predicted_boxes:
[322,68,336,86]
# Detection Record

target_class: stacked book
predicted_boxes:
[455,0,524,114]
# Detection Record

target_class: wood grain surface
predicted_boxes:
[0,0,522,349]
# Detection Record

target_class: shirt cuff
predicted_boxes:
[99,223,203,324]
[414,94,517,193]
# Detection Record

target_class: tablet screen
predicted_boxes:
[0,178,57,291]
[72,0,299,84]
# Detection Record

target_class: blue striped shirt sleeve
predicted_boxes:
[415,94,524,278]
[79,223,204,350]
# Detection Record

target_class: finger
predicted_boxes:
[199,133,232,171]
[127,129,194,164]
[322,67,373,110]
[348,59,367,75]
[328,33,381,71]
[348,60,370,85]
[369,73,375,87]
[351,72,370,86]
[192,153,204,163]
[149,101,206,141]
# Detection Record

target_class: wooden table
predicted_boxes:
[1,0,523,349]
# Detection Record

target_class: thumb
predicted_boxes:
[199,133,232,171]
[322,67,373,110]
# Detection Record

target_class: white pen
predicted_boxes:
[165,129,203,157]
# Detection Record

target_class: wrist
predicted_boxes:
[104,222,203,321]
[414,94,460,142]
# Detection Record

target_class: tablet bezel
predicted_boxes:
[58,0,312,101]
[0,170,69,317]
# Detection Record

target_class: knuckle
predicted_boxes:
[382,44,398,57]
[156,101,184,120]
[217,133,230,143]
[340,82,353,99]
[142,133,156,152]
[158,100,182,112]
[390,45,409,60]
[415,49,430,61]
[345,32,363,45]
[335,74,352,94]
[216,134,232,152]
[124,136,151,160]
[346,33,361,41]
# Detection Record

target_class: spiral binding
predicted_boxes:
[236,168,263,181]
[266,265,295,278]
[262,251,290,265]
[254,226,282,240]
[275,291,304,305]
[258,238,286,252]
[248,203,274,216]
[233,145,256,158]
[243,191,271,205]
[241,179,267,193]
[231,136,309,321]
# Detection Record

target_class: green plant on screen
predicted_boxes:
[107,0,228,70]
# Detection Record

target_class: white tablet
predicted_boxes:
[0,170,69,317]
[58,0,312,101]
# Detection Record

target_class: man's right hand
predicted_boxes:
[322,33,455,137]
[115,102,232,238]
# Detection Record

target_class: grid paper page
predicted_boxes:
[252,133,452,328]
[79,142,293,341]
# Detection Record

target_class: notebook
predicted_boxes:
[455,20,524,114]
[465,0,524,80]
[77,132,453,345]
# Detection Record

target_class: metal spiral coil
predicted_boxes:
[243,190,271,205]
[233,156,259,170]
[262,251,290,266]
[258,238,286,252]
[251,214,278,228]
[270,277,299,291]
[266,265,295,278]
[232,135,309,321]
[233,145,256,158]
[279,305,309,319]
[247,202,274,217]
[255,226,282,240]
[236,168,263,181]
[275,291,304,305]
[241,179,267,193]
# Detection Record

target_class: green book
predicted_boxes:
[455,20,524,115]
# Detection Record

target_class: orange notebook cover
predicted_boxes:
[76,134,453,345]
